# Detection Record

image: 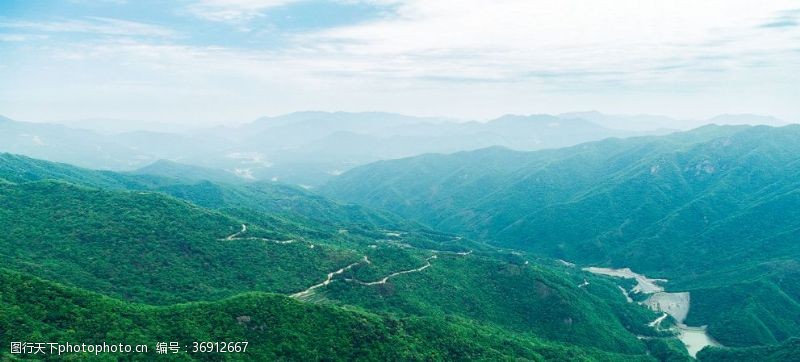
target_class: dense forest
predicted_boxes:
[0,154,677,360]
[324,124,800,350]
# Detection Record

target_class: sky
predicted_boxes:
[1,0,799,125]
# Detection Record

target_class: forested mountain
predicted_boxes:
[323,124,800,349]
[0,153,409,230]
[697,339,800,362]
[5,269,656,361]
[0,154,695,360]
[132,159,246,184]
[4,125,798,358]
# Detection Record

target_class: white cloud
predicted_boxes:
[2,1,799,123]
[293,0,800,85]
[0,17,177,38]
[0,34,49,42]
[186,0,302,22]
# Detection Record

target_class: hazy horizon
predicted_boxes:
[3,109,792,131]
[2,1,799,125]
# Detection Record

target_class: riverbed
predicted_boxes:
[679,325,721,357]
[583,266,721,357]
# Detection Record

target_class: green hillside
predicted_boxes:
[0,155,682,359]
[697,339,800,362]
[0,180,361,304]
[2,269,667,361]
[0,152,165,189]
[156,180,407,229]
[322,252,662,354]
[132,159,247,184]
[0,152,408,230]
[323,124,800,348]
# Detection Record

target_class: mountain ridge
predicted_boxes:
[322,123,800,347]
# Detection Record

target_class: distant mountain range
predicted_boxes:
[558,111,786,131]
[3,111,786,187]
[56,118,198,134]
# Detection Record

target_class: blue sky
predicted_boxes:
[1,0,799,125]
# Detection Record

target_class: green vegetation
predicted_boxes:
[132,159,247,184]
[7,127,800,360]
[3,269,668,361]
[697,338,800,361]
[0,180,361,304]
[323,124,800,348]
[642,338,692,362]
[324,253,660,354]
[0,154,676,360]
[156,180,408,229]
[0,153,409,230]
[682,260,800,347]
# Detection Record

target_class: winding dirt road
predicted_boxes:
[222,224,299,245]
[648,312,668,328]
[347,249,473,286]
[225,224,247,240]
[348,255,438,286]
[291,247,473,300]
[291,256,369,299]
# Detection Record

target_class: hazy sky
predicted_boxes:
[1,0,799,125]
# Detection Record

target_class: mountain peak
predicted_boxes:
[558,110,604,119]
[492,114,561,123]
[706,113,783,126]
[134,159,246,184]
